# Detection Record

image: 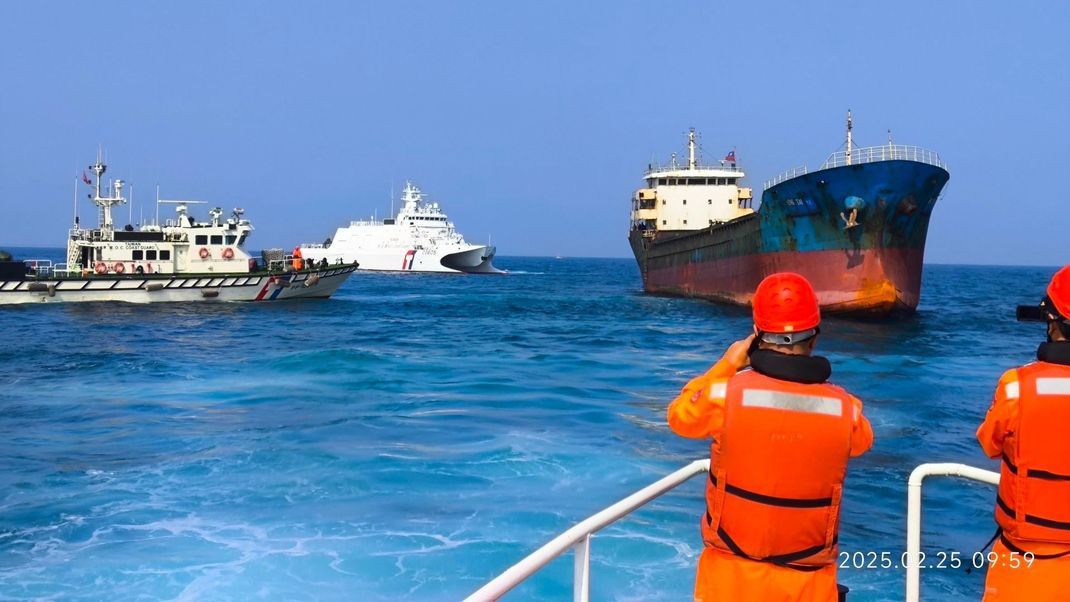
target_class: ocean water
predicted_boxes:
[0,249,1058,601]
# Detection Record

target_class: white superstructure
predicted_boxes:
[630,128,754,236]
[300,182,502,274]
[0,155,357,304]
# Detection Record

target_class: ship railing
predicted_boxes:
[644,162,744,176]
[23,259,57,277]
[466,459,1001,602]
[905,463,999,602]
[464,459,710,602]
[820,145,947,171]
[763,165,809,190]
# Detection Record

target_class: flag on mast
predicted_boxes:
[82,171,92,185]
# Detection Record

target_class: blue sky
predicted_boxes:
[1,1,1067,264]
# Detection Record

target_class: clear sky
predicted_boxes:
[1,1,1067,264]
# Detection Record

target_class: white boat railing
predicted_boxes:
[464,459,711,602]
[905,463,999,602]
[762,145,947,191]
[821,145,947,171]
[645,163,744,176]
[763,165,809,190]
[467,459,1002,602]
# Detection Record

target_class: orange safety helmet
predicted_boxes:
[1047,265,1070,319]
[752,272,821,334]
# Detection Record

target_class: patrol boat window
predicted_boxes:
[195,235,208,245]
[210,235,223,245]
[225,235,237,245]
[132,250,144,260]
[160,250,171,260]
[146,250,158,260]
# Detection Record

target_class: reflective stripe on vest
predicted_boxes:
[704,370,854,568]
[742,389,844,417]
[1005,381,1020,399]
[1036,377,1070,395]
[996,363,1070,543]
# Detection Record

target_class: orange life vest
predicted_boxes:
[703,369,855,568]
[996,361,1070,544]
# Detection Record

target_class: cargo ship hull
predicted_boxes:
[630,159,949,315]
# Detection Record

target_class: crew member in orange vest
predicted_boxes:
[668,272,873,602]
[292,247,304,271]
[977,265,1070,601]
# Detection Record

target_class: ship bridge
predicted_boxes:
[631,129,754,234]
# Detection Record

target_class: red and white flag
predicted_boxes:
[82,171,92,185]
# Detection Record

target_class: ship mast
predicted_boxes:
[687,128,697,169]
[88,150,127,240]
[845,109,853,166]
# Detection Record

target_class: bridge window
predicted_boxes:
[683,199,687,205]
[662,220,667,225]
[147,250,158,260]
[195,235,208,245]
[132,250,144,260]
[160,250,171,260]
[210,235,223,245]
[658,178,667,185]
[683,219,687,225]
[225,235,237,245]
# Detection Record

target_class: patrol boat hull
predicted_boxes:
[630,159,950,315]
[301,244,502,274]
[0,264,357,305]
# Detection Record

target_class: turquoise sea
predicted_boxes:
[0,249,1058,601]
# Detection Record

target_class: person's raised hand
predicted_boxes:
[723,333,756,369]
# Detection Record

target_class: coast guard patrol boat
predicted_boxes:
[299,182,502,274]
[0,156,357,304]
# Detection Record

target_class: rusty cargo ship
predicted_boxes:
[628,116,950,315]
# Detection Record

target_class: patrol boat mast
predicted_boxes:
[89,153,127,241]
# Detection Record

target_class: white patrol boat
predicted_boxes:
[0,157,358,304]
[299,182,503,274]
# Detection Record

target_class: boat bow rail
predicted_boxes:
[467,460,1000,601]
[820,145,947,171]
[465,459,711,602]
[905,462,1000,602]
[762,145,947,192]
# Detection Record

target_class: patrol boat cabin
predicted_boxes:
[71,158,255,276]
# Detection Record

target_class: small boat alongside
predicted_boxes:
[299,181,503,274]
[0,157,358,305]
